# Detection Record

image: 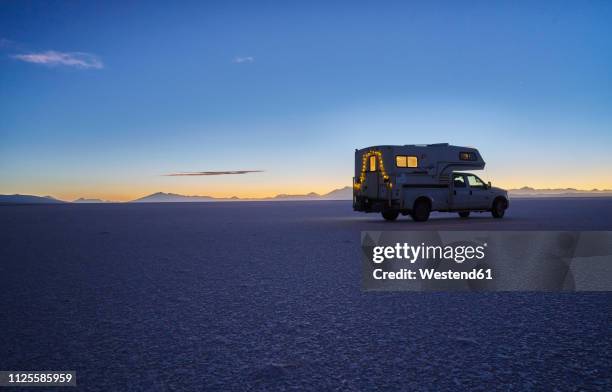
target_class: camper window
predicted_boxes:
[395,155,418,168]
[459,152,477,161]
[369,155,377,172]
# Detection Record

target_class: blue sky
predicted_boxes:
[1,1,611,200]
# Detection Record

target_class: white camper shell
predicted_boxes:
[353,143,509,221]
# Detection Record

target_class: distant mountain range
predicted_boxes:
[507,186,612,197]
[130,186,353,202]
[2,186,612,204]
[131,192,220,203]
[0,194,66,204]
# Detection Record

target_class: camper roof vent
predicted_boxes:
[427,143,450,147]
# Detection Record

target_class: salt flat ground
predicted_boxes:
[0,198,610,391]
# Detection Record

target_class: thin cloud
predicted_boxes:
[232,56,254,64]
[164,170,264,176]
[10,50,103,69]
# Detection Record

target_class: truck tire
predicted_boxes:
[458,211,470,218]
[412,199,431,222]
[382,210,399,221]
[492,198,506,218]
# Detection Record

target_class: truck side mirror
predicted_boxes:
[487,181,491,189]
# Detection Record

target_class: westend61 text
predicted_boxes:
[373,268,493,281]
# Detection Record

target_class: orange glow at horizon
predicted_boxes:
[8,181,352,202]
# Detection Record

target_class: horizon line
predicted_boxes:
[3,184,612,203]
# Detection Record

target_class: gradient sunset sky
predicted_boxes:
[1,1,611,201]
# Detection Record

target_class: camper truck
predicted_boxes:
[353,144,509,221]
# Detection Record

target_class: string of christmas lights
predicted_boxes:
[354,150,390,190]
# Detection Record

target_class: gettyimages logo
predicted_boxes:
[372,242,487,264]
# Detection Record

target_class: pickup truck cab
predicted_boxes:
[353,144,509,221]
[449,172,508,219]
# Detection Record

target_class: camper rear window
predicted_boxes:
[459,152,477,161]
[369,155,377,171]
[395,155,418,168]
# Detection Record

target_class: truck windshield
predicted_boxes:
[467,175,486,188]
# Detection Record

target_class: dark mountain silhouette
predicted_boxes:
[130,186,353,202]
[0,194,66,204]
[130,192,217,203]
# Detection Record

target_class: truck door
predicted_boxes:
[363,154,380,199]
[451,173,470,210]
[466,174,491,210]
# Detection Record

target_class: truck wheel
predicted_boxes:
[382,210,399,221]
[492,198,506,218]
[458,211,470,218]
[412,199,431,222]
